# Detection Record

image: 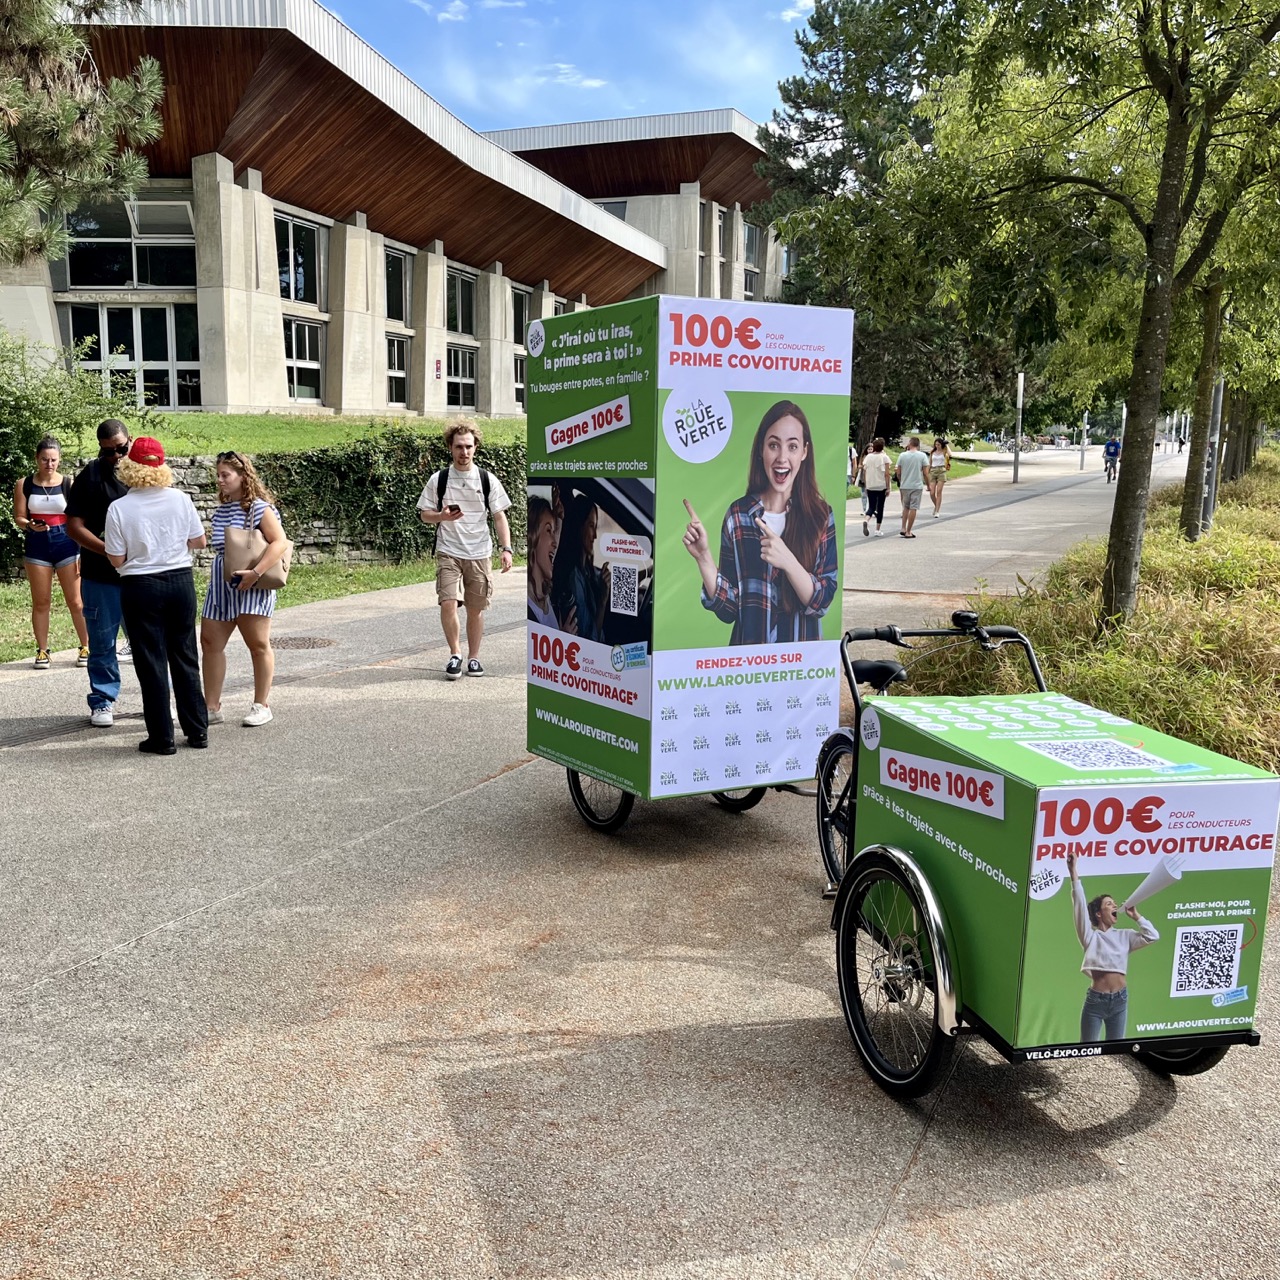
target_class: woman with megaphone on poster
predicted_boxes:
[1068,850,1162,1041]
[681,399,837,645]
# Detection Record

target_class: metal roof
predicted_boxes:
[484,109,763,156]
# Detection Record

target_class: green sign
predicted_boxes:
[526,296,855,798]
[854,693,1278,1051]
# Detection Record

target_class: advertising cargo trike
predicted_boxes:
[817,612,1278,1097]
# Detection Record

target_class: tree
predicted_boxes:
[937,2,1280,623]
[0,0,163,265]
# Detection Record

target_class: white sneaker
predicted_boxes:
[90,706,114,728]
[876,529,884,537]
[117,641,133,663]
[206,706,224,725]
[243,703,273,727]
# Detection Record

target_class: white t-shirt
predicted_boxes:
[861,452,892,490]
[416,465,512,559]
[104,487,204,575]
[760,510,787,536]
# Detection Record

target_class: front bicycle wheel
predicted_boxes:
[1136,1044,1229,1077]
[566,769,635,833]
[835,854,955,1098]
[712,788,767,813]
[817,735,856,885]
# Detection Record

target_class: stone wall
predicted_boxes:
[167,455,388,567]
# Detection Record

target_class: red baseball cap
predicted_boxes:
[128,436,166,467]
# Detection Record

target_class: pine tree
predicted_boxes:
[0,0,163,265]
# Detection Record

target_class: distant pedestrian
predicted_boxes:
[895,437,928,538]
[200,451,290,728]
[860,437,892,537]
[417,420,513,679]
[103,437,208,754]
[65,419,131,727]
[11,435,88,670]
[1103,432,1122,483]
[926,436,952,518]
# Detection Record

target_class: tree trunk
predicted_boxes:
[1179,274,1224,539]
[1100,110,1193,626]
[856,367,884,452]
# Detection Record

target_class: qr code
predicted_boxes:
[610,564,638,616]
[1021,738,1173,771]
[1171,924,1243,997]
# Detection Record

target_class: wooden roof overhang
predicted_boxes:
[88,21,666,302]
[485,112,773,209]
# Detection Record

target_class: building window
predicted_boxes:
[514,354,526,409]
[512,288,530,345]
[744,222,763,270]
[554,299,568,316]
[386,249,409,323]
[781,243,794,278]
[698,200,706,252]
[276,215,321,306]
[284,317,323,401]
[596,201,627,220]
[447,345,476,408]
[65,301,202,408]
[64,200,197,289]
[446,270,475,335]
[718,210,726,257]
[743,270,759,301]
[698,257,708,297]
[387,335,408,406]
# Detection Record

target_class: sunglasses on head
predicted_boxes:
[217,451,244,465]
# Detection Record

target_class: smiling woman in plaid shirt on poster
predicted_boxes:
[682,399,838,645]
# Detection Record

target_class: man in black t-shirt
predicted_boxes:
[66,420,131,726]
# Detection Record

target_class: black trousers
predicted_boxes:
[120,569,207,746]
[865,488,888,524]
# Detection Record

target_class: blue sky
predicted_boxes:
[327,0,817,133]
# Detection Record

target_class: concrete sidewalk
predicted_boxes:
[2,455,1276,1280]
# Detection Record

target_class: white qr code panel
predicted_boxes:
[1021,738,1175,771]
[610,564,639,616]
[1171,924,1243,997]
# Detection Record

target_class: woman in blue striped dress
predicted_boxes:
[201,451,289,727]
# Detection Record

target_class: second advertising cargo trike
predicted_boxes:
[818,612,1278,1097]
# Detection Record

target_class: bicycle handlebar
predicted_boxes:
[845,625,903,645]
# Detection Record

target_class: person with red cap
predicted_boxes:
[103,437,208,754]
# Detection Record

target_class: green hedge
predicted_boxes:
[255,425,528,563]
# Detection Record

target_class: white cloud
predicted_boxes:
[478,0,526,7]
[779,0,814,19]
[406,0,433,12]
[543,62,607,89]
[438,0,468,19]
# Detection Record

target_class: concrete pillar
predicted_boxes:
[412,239,448,416]
[701,200,722,299]
[475,260,509,415]
[667,182,701,298]
[530,279,557,321]
[192,151,289,412]
[0,255,59,349]
[325,212,381,414]
[726,204,745,301]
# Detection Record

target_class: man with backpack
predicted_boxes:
[417,420,512,679]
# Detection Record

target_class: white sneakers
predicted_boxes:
[117,641,133,663]
[90,704,114,727]
[243,703,273,727]
[206,707,224,725]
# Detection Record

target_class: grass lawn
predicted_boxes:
[145,412,528,457]
[0,555,480,665]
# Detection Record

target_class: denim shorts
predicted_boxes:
[24,525,79,569]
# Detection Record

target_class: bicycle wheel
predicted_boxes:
[835,854,955,1098]
[1135,1044,1229,1077]
[712,788,767,813]
[566,769,635,833]
[817,733,856,885]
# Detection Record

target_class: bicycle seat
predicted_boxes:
[851,659,908,693]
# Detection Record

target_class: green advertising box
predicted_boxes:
[525,296,855,799]
[855,692,1278,1056]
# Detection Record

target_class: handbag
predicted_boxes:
[223,502,293,590]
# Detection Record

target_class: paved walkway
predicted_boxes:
[4,447,1276,1280]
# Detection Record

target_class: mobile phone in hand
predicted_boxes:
[230,574,243,588]
[447,504,462,513]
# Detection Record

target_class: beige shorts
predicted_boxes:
[437,553,493,611]
[929,467,947,483]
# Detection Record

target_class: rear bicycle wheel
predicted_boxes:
[1136,1044,1229,1076]
[835,854,955,1098]
[817,735,856,885]
[712,788,767,813]
[566,769,635,833]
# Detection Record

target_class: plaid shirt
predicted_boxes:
[702,495,838,644]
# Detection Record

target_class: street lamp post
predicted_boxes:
[1013,371,1024,485]
[1080,410,1088,470]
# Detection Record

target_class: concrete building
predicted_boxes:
[0,1,785,420]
